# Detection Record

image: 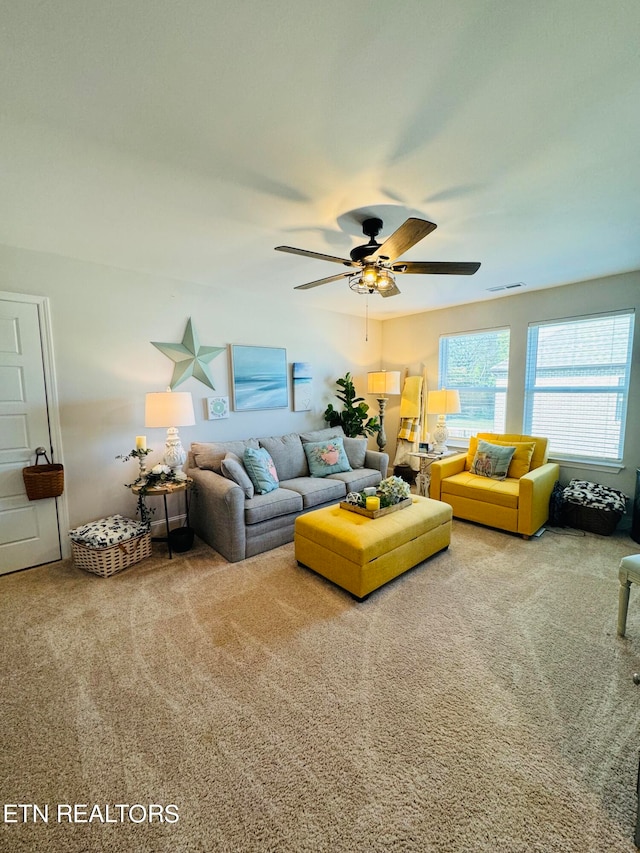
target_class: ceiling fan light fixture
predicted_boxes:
[276,215,480,298]
[348,274,370,295]
[376,268,395,290]
[362,265,378,286]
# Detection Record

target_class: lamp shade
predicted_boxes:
[145,391,195,427]
[367,370,402,396]
[426,389,461,415]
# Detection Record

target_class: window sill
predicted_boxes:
[549,456,625,474]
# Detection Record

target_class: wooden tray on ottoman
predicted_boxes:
[339,497,412,519]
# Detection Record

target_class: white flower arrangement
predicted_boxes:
[377,475,411,507]
[116,448,187,524]
[346,476,411,509]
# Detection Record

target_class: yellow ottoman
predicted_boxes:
[294,495,452,600]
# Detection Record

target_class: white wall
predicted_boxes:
[0,243,383,538]
[4,239,638,546]
[381,272,640,508]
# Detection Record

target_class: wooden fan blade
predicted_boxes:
[379,282,401,298]
[395,261,481,275]
[368,218,437,262]
[275,246,356,267]
[294,272,352,290]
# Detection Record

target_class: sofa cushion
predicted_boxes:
[221,453,255,499]
[327,468,382,492]
[259,432,308,480]
[280,476,346,509]
[300,426,345,443]
[303,437,352,477]
[441,471,520,509]
[244,447,279,495]
[192,439,259,473]
[244,488,303,525]
[342,437,367,469]
[470,439,516,480]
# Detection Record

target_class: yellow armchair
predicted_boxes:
[429,433,559,538]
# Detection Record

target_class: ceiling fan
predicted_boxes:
[275,217,480,298]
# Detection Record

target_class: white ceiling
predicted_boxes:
[1,0,639,319]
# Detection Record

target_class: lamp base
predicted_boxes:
[431,416,450,454]
[163,426,186,471]
[376,397,388,451]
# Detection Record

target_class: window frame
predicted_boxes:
[438,326,511,441]
[523,309,635,465]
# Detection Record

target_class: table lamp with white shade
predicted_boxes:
[367,370,402,451]
[426,389,461,453]
[145,389,195,471]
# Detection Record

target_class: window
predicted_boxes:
[524,310,634,462]
[439,328,510,439]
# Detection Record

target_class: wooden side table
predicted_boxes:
[131,480,192,559]
[409,451,460,496]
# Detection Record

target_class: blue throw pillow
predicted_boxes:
[470,439,516,480]
[243,447,279,494]
[303,437,352,478]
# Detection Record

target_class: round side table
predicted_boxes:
[131,480,192,558]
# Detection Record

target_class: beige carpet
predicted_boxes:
[2,520,640,853]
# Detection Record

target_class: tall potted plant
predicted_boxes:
[323,372,380,438]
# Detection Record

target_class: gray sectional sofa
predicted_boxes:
[186,427,389,562]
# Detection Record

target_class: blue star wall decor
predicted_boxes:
[151,318,225,390]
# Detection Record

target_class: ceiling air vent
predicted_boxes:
[486,282,526,292]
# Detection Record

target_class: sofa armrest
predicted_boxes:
[364,449,389,479]
[187,466,247,562]
[518,462,560,536]
[429,453,467,500]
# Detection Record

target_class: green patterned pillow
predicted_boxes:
[303,437,352,478]
[470,439,516,481]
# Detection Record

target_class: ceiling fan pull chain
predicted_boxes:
[365,294,369,341]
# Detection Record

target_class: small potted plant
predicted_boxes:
[377,476,411,508]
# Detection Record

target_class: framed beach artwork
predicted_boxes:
[230,345,288,411]
[292,362,312,411]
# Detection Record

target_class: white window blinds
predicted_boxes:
[524,311,634,462]
[439,328,510,438]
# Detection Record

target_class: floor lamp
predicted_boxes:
[367,370,401,451]
[426,389,461,453]
[145,390,196,471]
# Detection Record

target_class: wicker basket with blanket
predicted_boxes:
[561,479,627,535]
[69,514,151,577]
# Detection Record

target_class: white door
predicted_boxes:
[0,296,63,574]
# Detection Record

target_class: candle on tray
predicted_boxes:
[366,496,380,511]
[135,435,147,451]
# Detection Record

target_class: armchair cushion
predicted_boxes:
[466,436,536,479]
[473,432,548,470]
[469,439,516,480]
[440,472,520,509]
